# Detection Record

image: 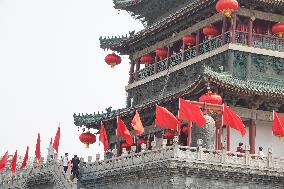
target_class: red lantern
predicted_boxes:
[163,130,175,139]
[155,48,168,59]
[137,138,148,146]
[216,0,239,17]
[272,23,284,38]
[121,142,132,150]
[79,131,96,148]
[104,53,122,68]
[199,91,222,105]
[140,55,154,65]
[203,25,219,39]
[182,126,188,135]
[183,35,196,47]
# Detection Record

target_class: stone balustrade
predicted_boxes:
[0,158,77,189]
[81,141,284,177]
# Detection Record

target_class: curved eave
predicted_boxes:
[73,67,284,127]
[113,0,144,9]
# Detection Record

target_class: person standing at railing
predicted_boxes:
[236,142,244,153]
[258,147,265,160]
[71,155,80,180]
[62,153,68,173]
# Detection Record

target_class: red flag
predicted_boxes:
[178,98,206,127]
[155,105,179,131]
[117,117,133,146]
[53,127,60,153]
[10,150,17,173]
[0,151,8,171]
[131,111,144,135]
[20,146,29,169]
[100,122,109,152]
[35,133,41,164]
[223,105,246,137]
[272,111,284,137]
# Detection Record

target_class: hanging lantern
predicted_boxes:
[79,131,96,148]
[199,91,222,105]
[272,23,284,38]
[104,53,122,68]
[155,48,168,59]
[216,0,239,17]
[203,25,219,39]
[182,35,196,47]
[140,54,154,65]
[137,138,148,146]
[182,126,188,135]
[121,142,132,150]
[163,130,175,139]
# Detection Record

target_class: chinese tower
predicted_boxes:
[73,0,284,188]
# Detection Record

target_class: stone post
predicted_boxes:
[267,148,273,168]
[121,148,128,156]
[162,139,168,149]
[245,145,250,165]
[150,140,156,150]
[197,139,203,160]
[131,146,136,153]
[88,156,92,163]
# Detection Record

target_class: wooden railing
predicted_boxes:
[135,31,284,81]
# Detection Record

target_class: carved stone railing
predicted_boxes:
[0,158,76,189]
[81,142,284,179]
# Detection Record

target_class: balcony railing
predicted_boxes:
[134,31,284,82]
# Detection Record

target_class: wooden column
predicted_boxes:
[154,56,158,74]
[134,61,140,81]
[128,61,135,84]
[215,115,223,150]
[187,121,192,147]
[248,18,254,47]
[249,119,256,154]
[181,42,185,61]
[195,30,200,56]
[221,17,227,45]
[231,14,237,44]
[227,126,231,151]
[166,46,170,68]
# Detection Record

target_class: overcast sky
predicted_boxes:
[0,0,143,159]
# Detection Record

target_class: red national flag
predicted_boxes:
[35,133,41,164]
[53,127,60,153]
[10,150,17,173]
[272,111,284,137]
[223,104,246,137]
[131,111,145,135]
[178,98,206,127]
[0,151,8,171]
[20,146,29,169]
[99,122,109,152]
[155,105,179,131]
[117,117,133,146]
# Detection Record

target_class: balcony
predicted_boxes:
[135,31,284,82]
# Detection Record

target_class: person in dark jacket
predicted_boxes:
[71,155,80,179]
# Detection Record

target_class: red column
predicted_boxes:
[195,30,200,56]
[227,126,231,151]
[221,17,228,45]
[231,14,237,43]
[215,115,223,150]
[128,61,135,84]
[187,121,192,147]
[249,119,256,154]
[134,61,140,81]
[248,18,253,47]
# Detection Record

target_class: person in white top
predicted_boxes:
[258,147,265,160]
[62,153,69,173]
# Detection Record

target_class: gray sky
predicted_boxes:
[0,0,143,159]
